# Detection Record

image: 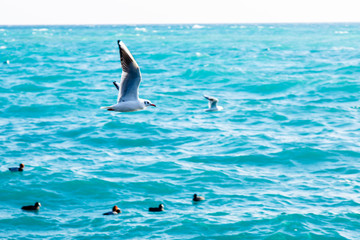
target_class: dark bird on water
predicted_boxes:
[103,205,121,215]
[149,204,164,212]
[9,163,24,172]
[21,202,41,211]
[193,194,205,201]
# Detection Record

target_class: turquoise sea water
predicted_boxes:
[1,24,360,239]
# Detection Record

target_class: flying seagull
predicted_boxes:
[204,95,223,112]
[101,40,156,112]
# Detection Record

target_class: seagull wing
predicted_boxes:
[204,95,219,108]
[116,40,141,102]
[204,95,218,102]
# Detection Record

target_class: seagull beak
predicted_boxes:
[150,104,156,107]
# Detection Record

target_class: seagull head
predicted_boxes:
[143,100,156,107]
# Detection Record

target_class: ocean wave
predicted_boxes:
[181,68,225,79]
[11,83,50,92]
[332,46,355,51]
[335,65,360,74]
[246,81,299,95]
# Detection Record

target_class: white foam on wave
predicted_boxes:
[192,24,204,29]
[195,52,209,57]
[335,31,348,34]
[33,28,48,32]
[135,27,147,32]
[332,46,355,51]
[0,46,6,49]
[230,66,245,73]
[0,29,5,32]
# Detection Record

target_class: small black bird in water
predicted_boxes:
[193,194,205,201]
[21,202,41,211]
[103,205,121,215]
[149,204,164,212]
[9,163,24,172]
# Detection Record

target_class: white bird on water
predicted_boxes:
[101,40,156,112]
[204,95,223,112]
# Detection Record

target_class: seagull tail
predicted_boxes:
[100,106,115,111]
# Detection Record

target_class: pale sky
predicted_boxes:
[1,0,359,25]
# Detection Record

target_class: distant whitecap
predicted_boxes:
[32,28,48,32]
[335,31,348,34]
[195,52,208,57]
[135,27,147,32]
[332,46,355,51]
[192,24,204,29]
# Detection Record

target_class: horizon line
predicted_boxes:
[1,21,360,27]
